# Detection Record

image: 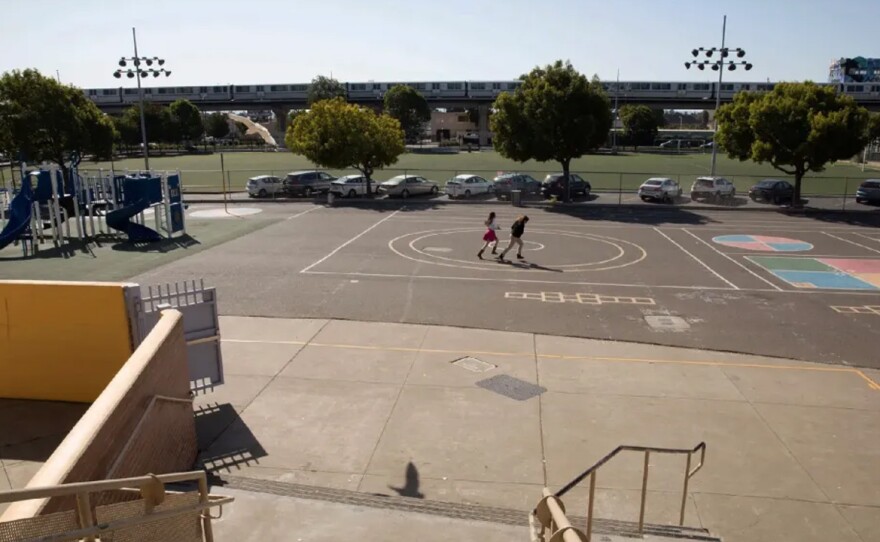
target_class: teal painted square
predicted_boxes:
[772,270,878,290]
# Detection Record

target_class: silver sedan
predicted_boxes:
[379,175,440,198]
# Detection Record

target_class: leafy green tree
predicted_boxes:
[716,81,870,205]
[869,114,880,141]
[653,108,667,128]
[619,104,659,150]
[205,112,230,140]
[119,103,178,144]
[491,60,612,202]
[169,99,204,142]
[286,98,405,195]
[383,85,431,144]
[112,114,140,146]
[307,75,347,106]
[0,68,117,178]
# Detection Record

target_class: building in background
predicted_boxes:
[829,57,880,83]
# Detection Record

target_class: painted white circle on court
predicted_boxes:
[190,207,263,218]
[390,228,646,272]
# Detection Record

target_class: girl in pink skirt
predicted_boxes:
[478,212,499,259]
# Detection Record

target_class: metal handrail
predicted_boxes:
[540,442,706,542]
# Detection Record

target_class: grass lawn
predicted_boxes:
[73,150,878,196]
[0,216,278,282]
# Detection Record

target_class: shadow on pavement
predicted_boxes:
[195,403,267,474]
[535,204,721,226]
[110,234,201,253]
[387,462,425,499]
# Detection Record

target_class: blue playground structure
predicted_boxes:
[0,161,186,257]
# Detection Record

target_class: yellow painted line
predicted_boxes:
[221,339,880,391]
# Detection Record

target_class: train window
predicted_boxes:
[741,84,751,90]
[124,89,138,95]
[372,83,381,90]
[432,83,440,90]
[677,83,687,90]
[199,86,208,93]
[872,85,880,92]
[270,85,287,91]
[291,84,307,91]
[693,84,711,91]
[350,83,366,91]
[471,83,486,90]
[846,85,864,92]
[507,82,520,90]
[492,82,501,90]
[256,85,265,91]
[157,88,167,94]
[102,89,116,95]
[143,89,152,94]
[757,84,774,91]
[651,83,671,90]
[412,83,426,90]
[448,82,463,90]
[235,86,250,92]
[213,86,226,92]
[721,84,734,91]
[631,83,650,90]
[88,89,97,95]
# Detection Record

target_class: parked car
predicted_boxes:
[329,174,370,198]
[542,173,591,199]
[378,175,440,198]
[748,179,794,204]
[246,175,283,198]
[855,180,880,205]
[282,170,337,197]
[690,176,736,201]
[445,174,493,198]
[638,177,682,203]
[493,173,541,199]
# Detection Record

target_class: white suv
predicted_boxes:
[247,175,283,198]
[638,178,682,203]
[690,176,736,201]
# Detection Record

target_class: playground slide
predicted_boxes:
[106,199,162,242]
[0,182,34,252]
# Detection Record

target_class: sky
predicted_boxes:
[0,0,877,89]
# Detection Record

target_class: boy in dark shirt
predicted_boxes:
[498,215,529,262]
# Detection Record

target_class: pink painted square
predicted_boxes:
[820,259,880,274]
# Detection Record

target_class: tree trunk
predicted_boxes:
[560,159,571,203]
[793,168,804,208]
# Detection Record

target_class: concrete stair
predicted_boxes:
[211,475,721,541]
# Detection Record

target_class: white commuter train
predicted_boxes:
[83,80,880,106]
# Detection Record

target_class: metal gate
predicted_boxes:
[138,280,224,391]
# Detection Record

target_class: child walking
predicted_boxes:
[477,212,499,259]
[498,215,529,262]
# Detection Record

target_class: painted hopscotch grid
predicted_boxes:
[505,291,656,305]
[747,256,880,291]
[831,305,880,315]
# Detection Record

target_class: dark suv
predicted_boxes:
[493,173,541,200]
[283,170,336,197]
[542,173,591,199]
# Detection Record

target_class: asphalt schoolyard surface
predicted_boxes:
[132,202,880,369]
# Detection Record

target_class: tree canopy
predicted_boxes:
[716,81,870,204]
[619,104,659,150]
[205,112,230,140]
[491,60,612,201]
[169,99,204,142]
[869,114,880,141]
[286,98,405,195]
[383,85,431,143]
[307,75,347,106]
[0,68,116,172]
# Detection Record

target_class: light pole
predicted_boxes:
[684,15,752,177]
[113,27,171,171]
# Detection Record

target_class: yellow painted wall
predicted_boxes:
[0,281,135,403]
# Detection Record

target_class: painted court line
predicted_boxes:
[301,210,400,273]
[681,228,783,291]
[286,206,322,221]
[654,227,738,289]
[822,231,880,255]
[301,269,880,296]
[853,232,880,244]
[221,338,880,390]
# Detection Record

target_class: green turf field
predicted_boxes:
[73,150,878,196]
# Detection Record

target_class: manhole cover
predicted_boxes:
[452,356,496,373]
[476,375,546,401]
[644,315,691,331]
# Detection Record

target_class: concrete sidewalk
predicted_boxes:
[200,317,880,542]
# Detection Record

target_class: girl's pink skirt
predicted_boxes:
[483,229,498,242]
